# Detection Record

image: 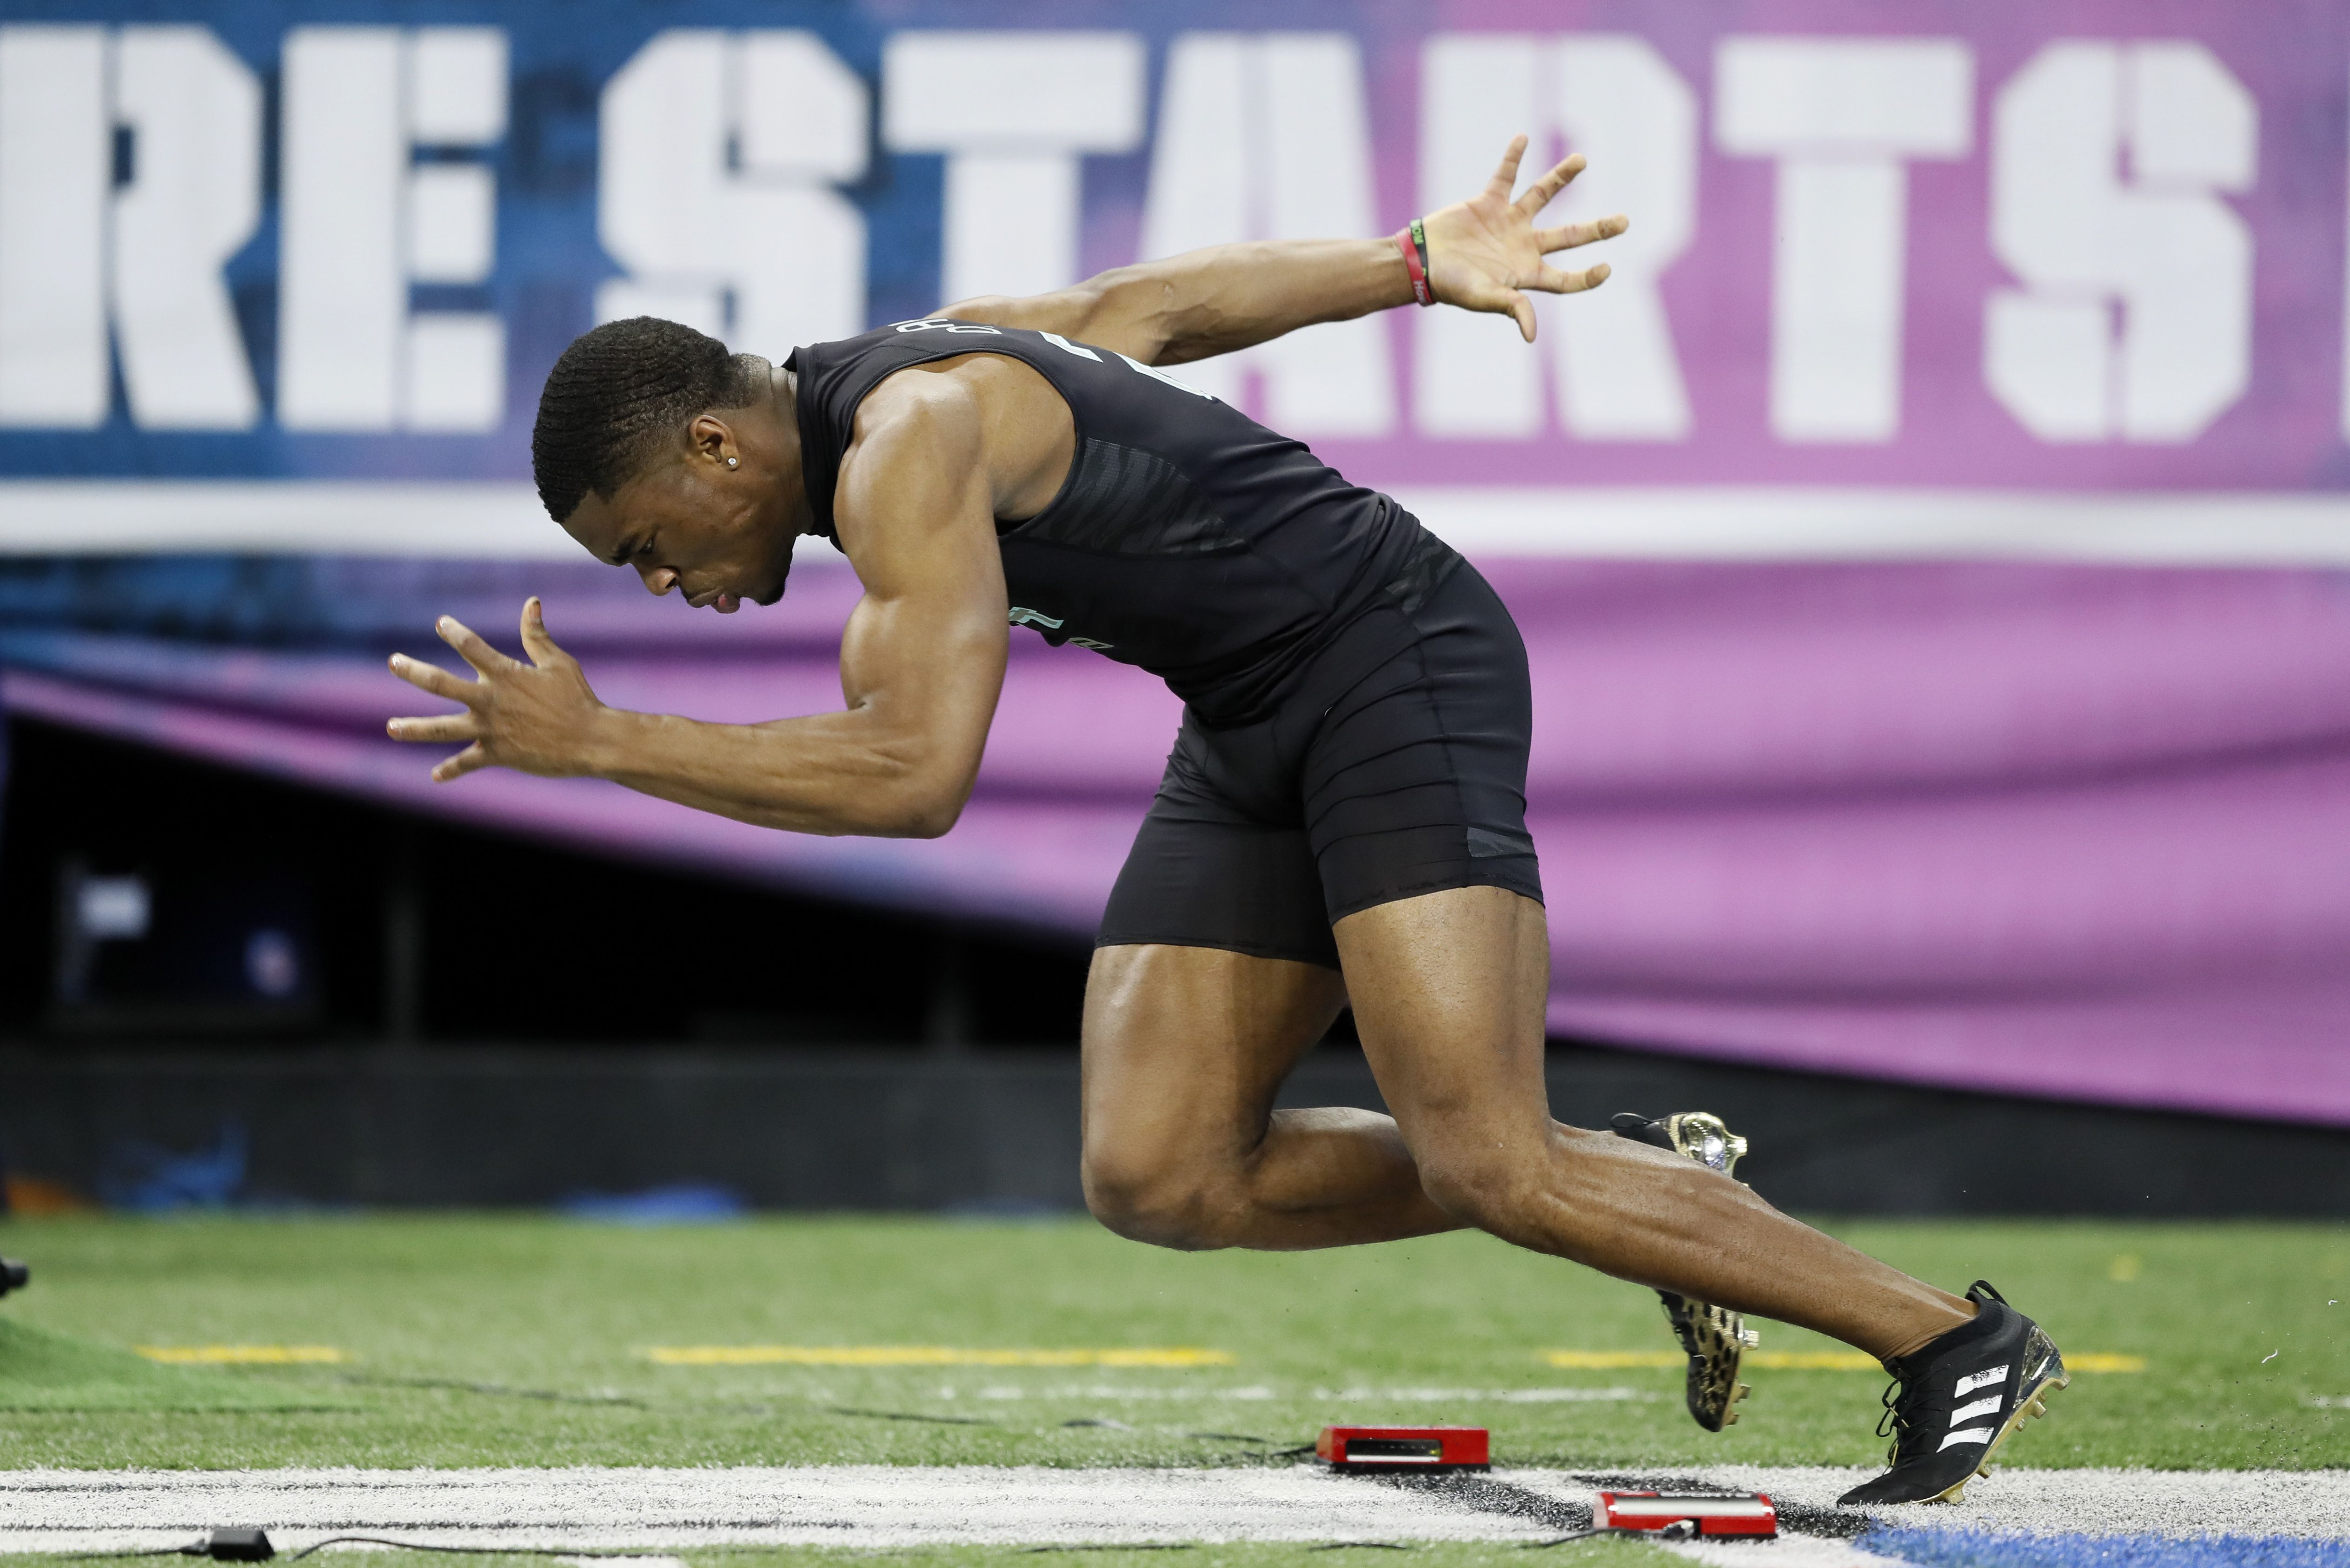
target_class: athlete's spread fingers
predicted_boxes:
[1514,153,1586,218]
[1483,134,1530,203]
[430,742,491,784]
[1450,277,1541,340]
[517,596,571,669]
[437,615,518,677]
[1530,261,1612,295]
[1536,214,1629,252]
[387,652,481,705]
[1507,290,1537,343]
[385,712,478,744]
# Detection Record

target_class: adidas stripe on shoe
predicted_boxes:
[1836,1279,2069,1507]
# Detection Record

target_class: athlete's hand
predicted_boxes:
[1421,136,1624,343]
[386,598,608,782]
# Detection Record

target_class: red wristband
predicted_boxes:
[1394,219,1433,306]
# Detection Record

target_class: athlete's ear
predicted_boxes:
[687,412,739,471]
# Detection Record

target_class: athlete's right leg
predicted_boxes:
[1079,941,1460,1251]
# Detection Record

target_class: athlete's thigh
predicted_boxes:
[1330,885,1553,1173]
[1082,943,1348,1178]
[1089,705,1347,1169]
[1305,556,1552,1161]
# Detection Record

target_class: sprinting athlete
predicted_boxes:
[388,139,2065,1504]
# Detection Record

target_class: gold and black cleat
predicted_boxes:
[1611,1111,1758,1433]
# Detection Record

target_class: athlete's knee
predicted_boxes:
[1410,1135,1547,1237]
[1081,1150,1250,1251]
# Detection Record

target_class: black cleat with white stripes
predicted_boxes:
[1838,1280,2069,1507]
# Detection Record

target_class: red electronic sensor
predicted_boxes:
[1598,1491,1778,1538]
[1316,1425,1491,1471]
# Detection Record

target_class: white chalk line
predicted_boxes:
[3,1464,2347,1555]
[1685,1463,2350,1539]
[0,1466,1547,1552]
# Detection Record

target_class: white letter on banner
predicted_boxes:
[1139,33,1393,435]
[279,26,508,431]
[884,32,1143,304]
[1416,35,1540,437]
[1413,33,1697,442]
[0,26,109,428]
[113,27,262,430]
[1985,42,2256,443]
[1142,34,1248,407]
[279,29,404,429]
[1716,37,1973,443]
[599,30,867,356]
[1550,38,1697,439]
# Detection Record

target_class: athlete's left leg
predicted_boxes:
[1334,882,1972,1364]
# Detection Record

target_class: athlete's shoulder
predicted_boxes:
[845,347,987,445]
[806,317,1022,361]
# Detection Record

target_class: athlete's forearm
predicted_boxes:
[950,142,1615,359]
[1107,238,1417,364]
[946,238,1414,365]
[579,705,969,838]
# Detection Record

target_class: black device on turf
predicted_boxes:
[189,1531,274,1561]
[0,1258,26,1298]
[1837,1279,2068,1507]
[1609,1111,1757,1432]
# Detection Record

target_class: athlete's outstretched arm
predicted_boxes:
[384,387,1009,839]
[937,137,1622,362]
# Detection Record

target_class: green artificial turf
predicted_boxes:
[0,1213,2343,1471]
[0,1317,359,1412]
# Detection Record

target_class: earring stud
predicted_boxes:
[726,457,738,468]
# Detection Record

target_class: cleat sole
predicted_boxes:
[1635,1112,1759,1434]
[1668,1298,1754,1433]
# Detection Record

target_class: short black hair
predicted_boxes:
[531,317,765,522]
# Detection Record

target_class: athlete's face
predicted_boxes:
[562,407,806,615]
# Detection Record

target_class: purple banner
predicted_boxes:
[1,0,2348,536]
[4,0,2349,1124]
[10,552,2348,1125]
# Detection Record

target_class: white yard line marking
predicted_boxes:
[0,1466,1560,1552]
[1692,1464,2350,1539]
[0,1465,2342,1554]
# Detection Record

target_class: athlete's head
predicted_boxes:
[531,317,805,613]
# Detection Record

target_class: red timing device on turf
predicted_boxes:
[1316,1425,1490,1471]
[1598,1491,1778,1538]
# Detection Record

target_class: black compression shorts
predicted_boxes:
[1096,551,1542,969]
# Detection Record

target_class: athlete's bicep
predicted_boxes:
[826,393,1011,831]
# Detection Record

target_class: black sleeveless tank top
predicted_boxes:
[785,320,1457,730]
